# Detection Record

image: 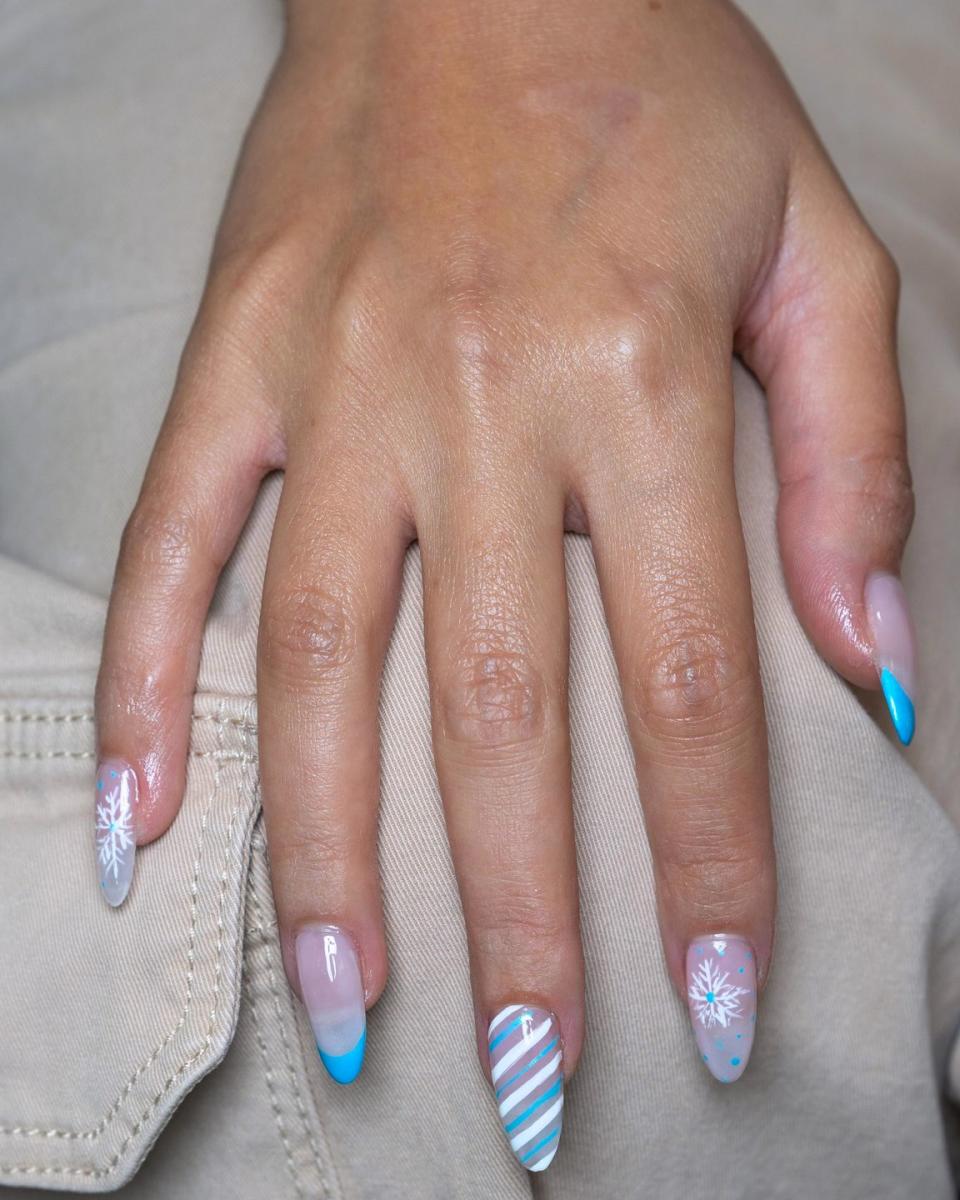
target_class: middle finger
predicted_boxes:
[418,469,580,1174]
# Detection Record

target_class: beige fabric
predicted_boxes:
[0,1,958,1197]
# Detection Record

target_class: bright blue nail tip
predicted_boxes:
[318,1030,365,1084]
[880,667,915,746]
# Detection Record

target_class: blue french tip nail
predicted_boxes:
[880,667,916,746]
[318,1029,366,1085]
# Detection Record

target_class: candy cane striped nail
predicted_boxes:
[488,1005,563,1172]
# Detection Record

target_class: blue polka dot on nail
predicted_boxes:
[738,966,745,973]
[97,780,103,790]
[703,1054,709,1062]
[731,1057,741,1066]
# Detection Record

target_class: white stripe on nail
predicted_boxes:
[490,1017,552,1083]
[510,1096,565,1151]
[498,1052,562,1118]
[487,1003,523,1037]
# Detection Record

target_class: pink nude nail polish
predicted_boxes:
[295,925,366,1084]
[94,759,138,907]
[865,571,917,746]
[686,935,757,1083]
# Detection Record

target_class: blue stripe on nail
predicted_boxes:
[504,1079,562,1133]
[495,1038,558,1098]
[488,1015,524,1053]
[521,1127,560,1164]
[880,667,916,746]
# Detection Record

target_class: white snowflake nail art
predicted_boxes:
[688,956,750,1029]
[95,761,137,906]
[686,936,756,1083]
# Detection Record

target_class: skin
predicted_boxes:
[95,0,913,1079]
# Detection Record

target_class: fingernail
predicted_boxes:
[94,759,138,907]
[488,1005,563,1172]
[295,925,366,1085]
[686,935,757,1083]
[865,571,917,745]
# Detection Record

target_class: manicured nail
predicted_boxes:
[295,925,366,1084]
[686,935,757,1083]
[865,571,917,745]
[488,1005,563,1172]
[94,759,137,907]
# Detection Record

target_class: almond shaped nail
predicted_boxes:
[488,1005,563,1172]
[295,925,366,1084]
[686,935,756,1083]
[865,571,917,745]
[94,759,138,907]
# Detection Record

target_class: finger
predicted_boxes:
[94,333,280,906]
[586,347,774,1084]
[739,148,917,743]
[257,440,409,1085]
[419,477,578,1172]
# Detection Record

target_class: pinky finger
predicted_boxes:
[94,341,281,905]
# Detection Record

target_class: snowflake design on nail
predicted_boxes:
[688,957,751,1029]
[96,780,134,882]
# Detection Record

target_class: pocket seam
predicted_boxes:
[246,859,342,1200]
[0,701,256,1184]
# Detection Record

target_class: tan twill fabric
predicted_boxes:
[0,2,958,1196]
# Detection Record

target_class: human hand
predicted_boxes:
[95,0,915,1170]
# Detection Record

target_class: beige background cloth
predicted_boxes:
[0,1,958,1197]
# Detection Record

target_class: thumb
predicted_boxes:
[739,148,917,744]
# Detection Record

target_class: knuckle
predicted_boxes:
[261,580,356,680]
[432,237,532,396]
[470,875,569,954]
[633,617,759,750]
[658,835,770,918]
[201,229,315,374]
[578,283,718,442]
[850,447,914,536]
[445,301,520,401]
[872,242,901,304]
[211,229,309,327]
[847,230,901,312]
[584,309,664,386]
[269,822,354,893]
[118,500,197,586]
[440,639,547,753]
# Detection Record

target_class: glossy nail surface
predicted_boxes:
[865,571,917,745]
[94,759,137,907]
[295,925,366,1084]
[686,935,756,1083]
[488,1005,563,1172]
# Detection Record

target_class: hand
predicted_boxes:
[94,0,914,1167]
